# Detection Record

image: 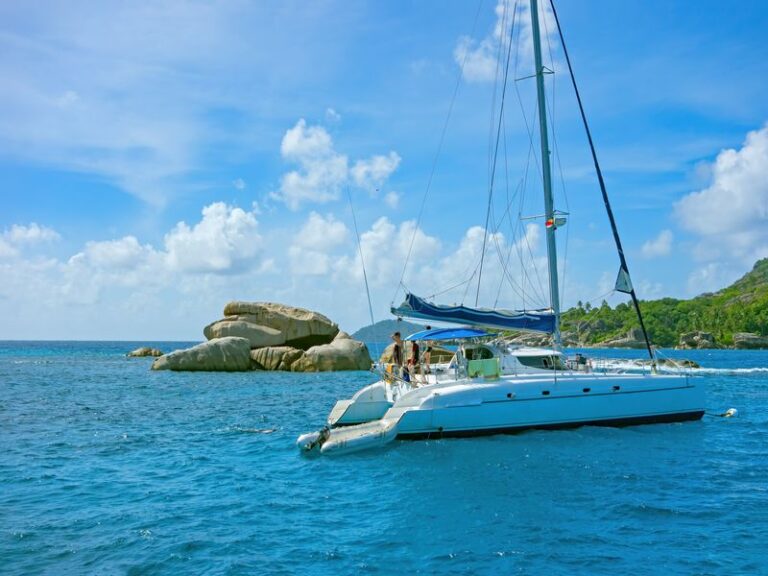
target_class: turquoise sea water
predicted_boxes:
[2,341,767,575]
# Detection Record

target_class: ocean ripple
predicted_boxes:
[1,342,767,575]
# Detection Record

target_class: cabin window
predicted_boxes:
[516,355,566,370]
[464,346,494,361]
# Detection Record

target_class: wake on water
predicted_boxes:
[596,359,768,376]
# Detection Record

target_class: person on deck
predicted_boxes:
[410,340,421,383]
[391,332,403,368]
[423,325,433,375]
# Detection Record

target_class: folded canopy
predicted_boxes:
[392,293,555,333]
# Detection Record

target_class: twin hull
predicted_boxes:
[329,373,704,440]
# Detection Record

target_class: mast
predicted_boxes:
[529,0,561,347]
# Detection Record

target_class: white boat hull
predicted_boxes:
[391,374,703,438]
[308,373,704,454]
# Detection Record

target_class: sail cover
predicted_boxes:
[391,293,555,333]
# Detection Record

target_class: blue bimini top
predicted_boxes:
[403,327,492,341]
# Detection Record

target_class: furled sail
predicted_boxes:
[391,293,556,333]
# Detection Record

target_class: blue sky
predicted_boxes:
[2,0,767,340]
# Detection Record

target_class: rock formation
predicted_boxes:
[678,331,717,349]
[151,301,371,372]
[152,337,252,371]
[291,332,372,372]
[127,346,164,357]
[250,346,304,371]
[733,332,768,349]
[204,302,339,349]
[204,319,285,349]
[599,327,647,349]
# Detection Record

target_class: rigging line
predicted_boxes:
[547,96,572,306]
[486,178,546,307]
[539,2,570,310]
[494,238,516,307]
[489,214,534,306]
[426,249,485,302]
[477,0,509,305]
[551,130,572,314]
[461,257,484,304]
[584,289,616,308]
[521,213,549,306]
[489,160,538,307]
[425,277,475,300]
[475,0,518,306]
[487,0,508,185]
[512,14,542,189]
[491,188,548,309]
[517,139,549,306]
[519,88,550,305]
[515,136,533,307]
[495,113,519,308]
[486,201,531,304]
[494,180,526,310]
[549,0,656,365]
[511,3,550,302]
[512,56,550,304]
[345,186,377,336]
[393,0,486,305]
[479,1,545,309]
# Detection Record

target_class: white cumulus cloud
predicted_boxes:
[164,202,262,273]
[4,223,60,245]
[384,191,400,209]
[273,119,402,210]
[274,119,349,210]
[351,152,401,192]
[454,0,557,83]
[73,236,157,270]
[290,212,349,276]
[293,212,349,251]
[335,217,441,288]
[0,239,16,259]
[675,124,768,263]
[641,229,673,258]
[0,223,61,260]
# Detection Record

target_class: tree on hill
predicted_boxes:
[560,258,768,347]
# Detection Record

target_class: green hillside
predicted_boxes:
[561,258,768,347]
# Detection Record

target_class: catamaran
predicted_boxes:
[297,0,704,455]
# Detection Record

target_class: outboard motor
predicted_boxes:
[296,426,331,452]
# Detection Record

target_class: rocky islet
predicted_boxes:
[151,302,372,372]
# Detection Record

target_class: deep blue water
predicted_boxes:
[2,341,767,575]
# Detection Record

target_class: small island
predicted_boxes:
[151,302,372,372]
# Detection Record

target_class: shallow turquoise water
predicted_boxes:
[1,342,767,575]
